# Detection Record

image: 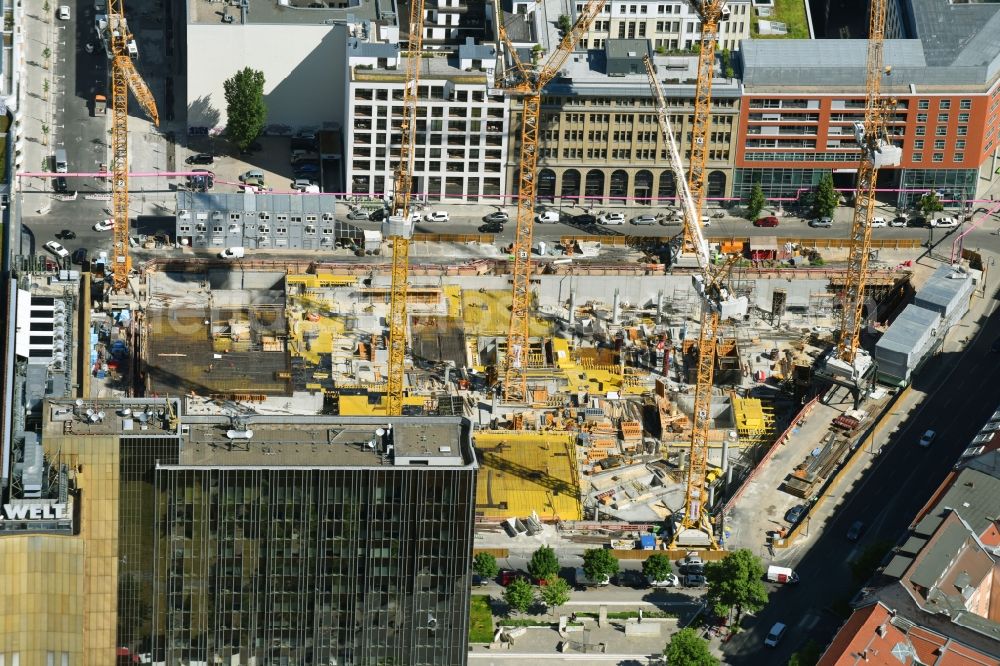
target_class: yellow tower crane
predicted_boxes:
[831,0,900,382]
[645,55,746,549]
[384,0,425,416]
[105,0,158,292]
[681,0,730,250]
[497,0,608,403]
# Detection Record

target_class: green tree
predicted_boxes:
[582,548,619,583]
[747,182,766,220]
[918,191,944,217]
[527,546,560,581]
[557,14,572,34]
[664,627,718,666]
[704,549,769,626]
[642,553,674,583]
[472,552,499,580]
[503,577,534,615]
[788,639,823,666]
[538,575,572,615]
[814,173,838,218]
[223,67,267,152]
[719,49,734,79]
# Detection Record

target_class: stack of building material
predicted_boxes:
[620,420,642,453]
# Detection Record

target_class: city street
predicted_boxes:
[721,284,1000,664]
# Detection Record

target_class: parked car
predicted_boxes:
[57,5,70,19]
[294,163,320,175]
[754,216,780,227]
[71,248,88,265]
[239,169,265,183]
[574,567,610,587]
[425,211,450,223]
[599,212,626,225]
[185,153,214,165]
[44,241,69,258]
[918,429,937,448]
[93,219,114,231]
[808,217,833,228]
[369,208,387,222]
[908,216,928,227]
[53,177,68,193]
[870,216,887,227]
[346,209,370,221]
[846,520,866,541]
[484,211,510,224]
[291,149,319,163]
[572,213,598,225]
[535,211,560,223]
[219,247,245,259]
[631,214,658,225]
[498,570,526,587]
[56,229,76,240]
[683,574,706,588]
[648,573,681,588]
[890,216,908,227]
[291,178,316,191]
[479,221,504,233]
[931,216,958,228]
[764,622,787,647]
[784,504,807,523]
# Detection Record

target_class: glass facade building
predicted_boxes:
[106,411,478,666]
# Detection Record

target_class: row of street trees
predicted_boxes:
[746,173,949,221]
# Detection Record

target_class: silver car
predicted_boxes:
[808,217,833,228]
[631,214,658,225]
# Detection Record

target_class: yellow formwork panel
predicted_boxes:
[461,289,552,337]
[475,431,582,521]
[286,273,358,288]
[443,285,464,319]
[287,314,347,366]
[339,393,428,416]
[733,397,770,431]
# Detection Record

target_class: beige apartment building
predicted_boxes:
[504,40,741,206]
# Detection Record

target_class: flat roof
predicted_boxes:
[545,52,741,99]
[742,0,1000,91]
[188,0,389,26]
[177,191,340,214]
[173,415,476,468]
[43,399,182,437]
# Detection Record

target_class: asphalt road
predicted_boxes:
[722,295,1000,664]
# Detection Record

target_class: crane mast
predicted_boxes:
[682,0,727,250]
[835,0,899,367]
[645,55,745,547]
[384,0,425,416]
[499,0,608,403]
[106,0,158,293]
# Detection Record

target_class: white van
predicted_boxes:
[766,565,799,584]
[54,148,68,173]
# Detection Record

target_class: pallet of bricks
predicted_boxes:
[584,420,619,465]
[620,420,642,453]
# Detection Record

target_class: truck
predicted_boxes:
[93,94,107,116]
[766,565,799,584]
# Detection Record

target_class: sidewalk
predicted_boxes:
[18,1,60,181]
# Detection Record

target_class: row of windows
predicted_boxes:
[355,87,494,104]
[743,151,863,162]
[912,153,964,163]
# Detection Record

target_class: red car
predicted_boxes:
[754,216,779,227]
[499,570,527,587]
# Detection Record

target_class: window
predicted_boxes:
[932,153,944,162]
[954,153,965,162]
[956,140,966,149]
[958,126,968,136]
[939,99,951,110]
[934,139,945,149]
[916,126,926,136]
[936,126,948,136]
[912,153,923,162]
[913,140,924,149]
[960,99,972,110]
[938,113,949,123]
[916,113,927,123]
[918,99,929,110]
[958,113,970,123]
